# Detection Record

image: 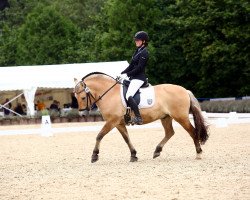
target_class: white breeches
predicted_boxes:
[126,79,144,100]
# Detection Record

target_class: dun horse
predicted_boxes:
[74,72,209,163]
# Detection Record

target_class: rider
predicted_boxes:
[120,31,149,125]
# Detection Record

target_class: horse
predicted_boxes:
[74,72,209,163]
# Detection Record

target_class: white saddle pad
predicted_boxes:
[120,85,155,109]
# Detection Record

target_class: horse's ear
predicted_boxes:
[74,78,78,84]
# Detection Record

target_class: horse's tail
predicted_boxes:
[188,90,209,144]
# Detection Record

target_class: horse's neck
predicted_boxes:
[86,77,120,114]
[87,78,115,96]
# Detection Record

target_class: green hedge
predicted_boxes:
[200,100,250,113]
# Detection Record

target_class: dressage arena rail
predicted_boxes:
[200,112,250,119]
[0,112,249,136]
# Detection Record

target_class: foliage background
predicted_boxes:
[0,0,249,98]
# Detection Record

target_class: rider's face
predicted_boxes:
[135,39,143,47]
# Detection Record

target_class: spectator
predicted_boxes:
[14,103,26,115]
[22,104,27,114]
[37,100,46,111]
[50,100,60,111]
[2,98,12,115]
[71,93,78,108]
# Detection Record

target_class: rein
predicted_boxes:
[87,80,119,110]
[75,75,120,111]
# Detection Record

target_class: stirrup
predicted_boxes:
[131,117,143,125]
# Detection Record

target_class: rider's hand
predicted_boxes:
[117,74,127,82]
[120,74,127,79]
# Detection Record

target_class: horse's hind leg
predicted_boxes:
[91,121,115,163]
[153,116,175,159]
[116,124,138,162]
[177,118,202,159]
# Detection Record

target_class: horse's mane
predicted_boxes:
[81,72,115,81]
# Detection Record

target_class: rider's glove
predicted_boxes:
[117,74,127,82]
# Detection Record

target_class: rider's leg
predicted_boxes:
[126,79,144,125]
[127,96,143,125]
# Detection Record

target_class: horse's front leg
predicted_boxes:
[153,117,174,159]
[91,121,115,163]
[116,124,138,162]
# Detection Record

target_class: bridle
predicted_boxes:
[74,77,120,112]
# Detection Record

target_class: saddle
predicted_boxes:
[121,79,155,125]
[122,79,149,105]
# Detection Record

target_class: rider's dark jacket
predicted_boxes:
[121,46,148,82]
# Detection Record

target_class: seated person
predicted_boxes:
[22,104,27,113]
[2,98,12,115]
[71,93,78,108]
[37,100,46,111]
[14,103,26,115]
[50,100,60,111]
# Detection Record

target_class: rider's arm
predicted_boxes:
[126,50,148,77]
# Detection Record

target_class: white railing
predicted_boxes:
[192,111,250,128]
[189,111,250,119]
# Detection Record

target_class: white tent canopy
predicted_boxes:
[0,61,128,116]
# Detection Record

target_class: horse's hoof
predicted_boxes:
[153,152,160,159]
[195,153,202,160]
[91,155,99,163]
[153,146,162,159]
[130,156,138,162]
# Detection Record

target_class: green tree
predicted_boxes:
[0,25,18,66]
[51,0,105,29]
[91,0,160,62]
[0,0,106,66]
[152,0,250,97]
[0,0,249,98]
[16,5,83,65]
[0,0,36,66]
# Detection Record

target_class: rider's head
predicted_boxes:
[134,31,149,47]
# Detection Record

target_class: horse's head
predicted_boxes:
[73,78,91,115]
[74,72,120,116]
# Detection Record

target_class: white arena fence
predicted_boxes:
[0,112,249,136]
[194,112,250,128]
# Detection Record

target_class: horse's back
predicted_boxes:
[154,84,189,99]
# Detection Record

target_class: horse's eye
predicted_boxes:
[82,97,86,101]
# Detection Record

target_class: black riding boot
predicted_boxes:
[127,96,143,125]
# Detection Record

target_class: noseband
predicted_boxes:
[74,78,120,112]
[74,81,95,111]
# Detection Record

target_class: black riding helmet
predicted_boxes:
[134,31,149,45]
